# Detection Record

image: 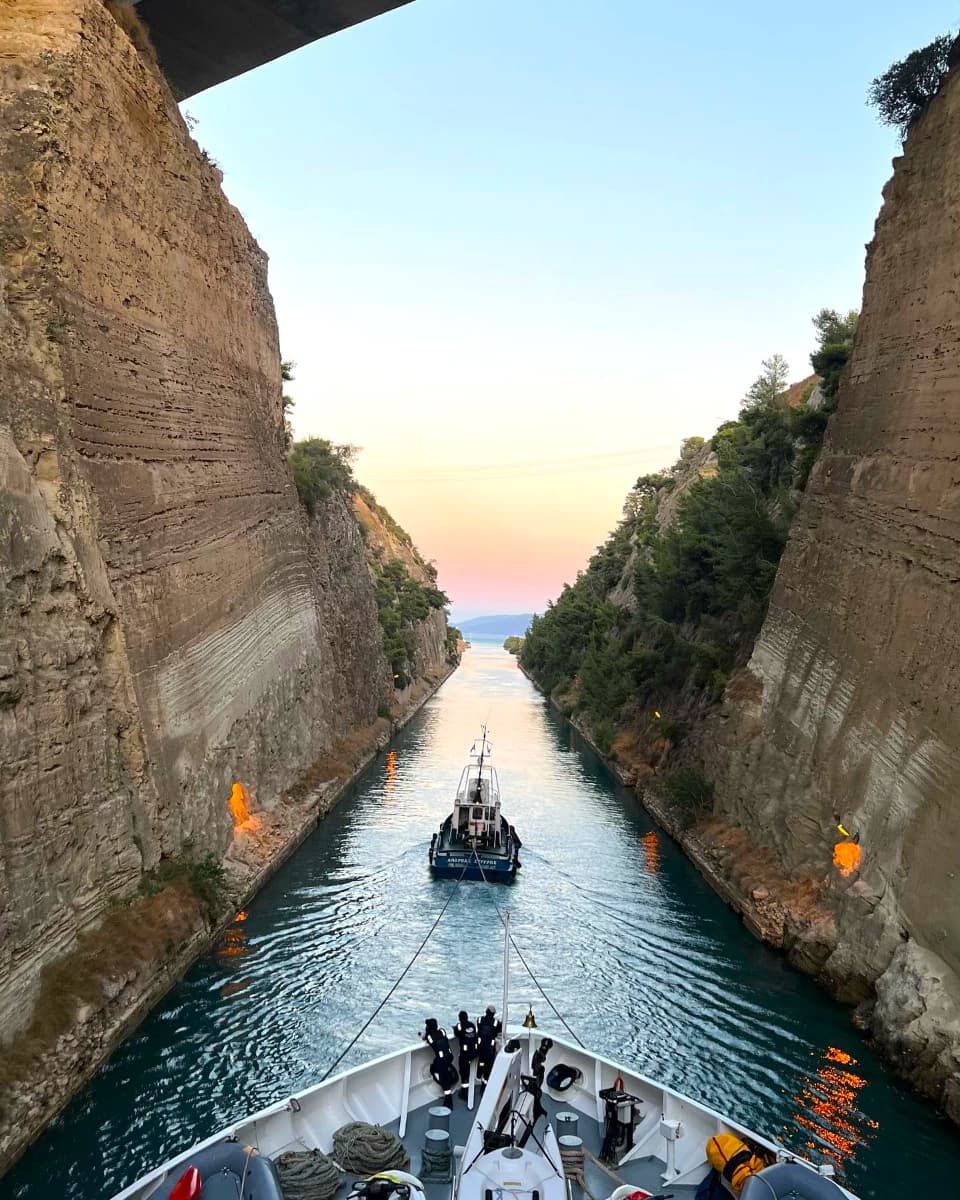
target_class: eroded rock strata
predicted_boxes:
[519,59,960,1124]
[0,0,453,1166]
[711,62,960,1119]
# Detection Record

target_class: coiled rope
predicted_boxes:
[559,1141,596,1200]
[331,1122,409,1174]
[420,1139,453,1181]
[274,1149,343,1200]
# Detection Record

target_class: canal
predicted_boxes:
[3,643,958,1198]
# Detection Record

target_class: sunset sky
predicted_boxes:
[184,0,955,620]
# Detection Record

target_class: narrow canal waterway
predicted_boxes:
[4,643,958,1198]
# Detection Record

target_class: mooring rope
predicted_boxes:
[275,1148,343,1200]
[472,849,585,1047]
[559,1141,598,1200]
[318,861,471,1082]
[331,1122,409,1174]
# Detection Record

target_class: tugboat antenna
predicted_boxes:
[474,723,491,771]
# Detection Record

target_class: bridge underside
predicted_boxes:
[135,0,413,98]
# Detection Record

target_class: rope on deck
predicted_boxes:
[332,1122,410,1174]
[559,1141,598,1200]
[274,1148,343,1200]
[583,1146,630,1187]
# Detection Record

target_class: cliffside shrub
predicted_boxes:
[140,853,227,921]
[290,438,357,514]
[503,635,524,655]
[868,34,953,137]
[281,359,296,447]
[657,767,714,822]
[657,716,685,742]
[103,0,159,66]
[809,308,858,401]
[594,719,615,755]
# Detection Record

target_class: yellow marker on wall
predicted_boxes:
[837,823,850,837]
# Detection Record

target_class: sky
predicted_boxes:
[183,1,957,621]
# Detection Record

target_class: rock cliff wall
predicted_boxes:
[711,64,960,1118]
[0,0,449,1066]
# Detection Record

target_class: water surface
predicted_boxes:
[3,643,958,1197]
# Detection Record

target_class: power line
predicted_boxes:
[373,445,677,476]
[366,444,679,484]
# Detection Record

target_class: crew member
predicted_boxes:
[476,1005,501,1085]
[423,1017,459,1107]
[453,1010,478,1099]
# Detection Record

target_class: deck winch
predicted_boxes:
[598,1085,643,1163]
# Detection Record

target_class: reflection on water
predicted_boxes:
[3,644,958,1200]
[788,1046,878,1172]
[640,830,660,875]
[215,911,253,998]
[384,751,397,801]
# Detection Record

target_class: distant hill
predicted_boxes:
[458,614,534,639]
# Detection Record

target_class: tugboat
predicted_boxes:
[429,728,521,881]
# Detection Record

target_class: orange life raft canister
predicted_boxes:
[706,1134,766,1195]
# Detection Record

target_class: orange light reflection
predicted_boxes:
[216,910,253,964]
[220,977,252,999]
[641,830,660,874]
[384,750,397,800]
[229,782,260,832]
[785,1045,873,1173]
[833,841,861,877]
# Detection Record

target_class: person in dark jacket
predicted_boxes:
[476,1005,501,1084]
[453,1010,478,1099]
[423,1017,459,1107]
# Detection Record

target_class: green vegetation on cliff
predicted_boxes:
[374,559,449,688]
[521,309,855,731]
[503,636,524,655]
[868,33,953,137]
[289,438,358,513]
[286,424,455,688]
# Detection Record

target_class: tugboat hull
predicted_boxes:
[430,850,518,882]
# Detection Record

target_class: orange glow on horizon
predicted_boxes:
[354,452,662,615]
[833,841,861,877]
[229,782,260,832]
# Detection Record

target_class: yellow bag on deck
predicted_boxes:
[706,1134,766,1195]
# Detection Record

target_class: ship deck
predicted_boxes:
[380,1092,697,1200]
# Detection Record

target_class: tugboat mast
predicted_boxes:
[472,725,491,802]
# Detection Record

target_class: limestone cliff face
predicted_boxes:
[0,0,448,1044]
[353,490,452,694]
[712,66,960,1115]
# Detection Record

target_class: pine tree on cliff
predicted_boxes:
[741,354,789,410]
